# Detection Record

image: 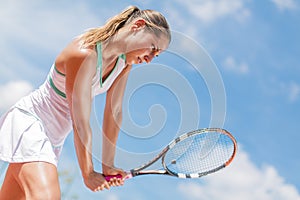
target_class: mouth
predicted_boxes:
[137,57,142,64]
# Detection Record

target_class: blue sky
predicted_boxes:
[0,0,300,199]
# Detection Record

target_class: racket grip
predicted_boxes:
[104,173,132,181]
[104,174,122,181]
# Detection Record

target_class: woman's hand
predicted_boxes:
[83,170,110,192]
[103,165,127,187]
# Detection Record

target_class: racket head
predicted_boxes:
[162,128,237,178]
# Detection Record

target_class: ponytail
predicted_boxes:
[79,6,139,47]
[79,5,170,47]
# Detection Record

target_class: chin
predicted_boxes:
[127,60,137,65]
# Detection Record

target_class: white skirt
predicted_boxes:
[0,107,59,166]
[0,81,72,167]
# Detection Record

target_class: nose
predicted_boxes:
[143,54,155,63]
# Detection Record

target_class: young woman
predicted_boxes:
[0,5,171,199]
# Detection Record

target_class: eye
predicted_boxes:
[151,44,159,57]
[151,44,156,51]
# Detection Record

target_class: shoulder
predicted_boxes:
[67,40,97,64]
[56,39,98,69]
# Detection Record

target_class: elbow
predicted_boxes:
[112,106,122,123]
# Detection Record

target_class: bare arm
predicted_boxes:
[102,64,132,174]
[64,48,110,190]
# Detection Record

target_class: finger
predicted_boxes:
[111,177,118,186]
[96,183,108,190]
[92,183,101,192]
[111,178,123,187]
[103,181,110,190]
[110,182,116,187]
[116,178,124,186]
[94,186,101,192]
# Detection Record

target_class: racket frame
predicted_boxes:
[130,128,237,178]
[106,128,237,181]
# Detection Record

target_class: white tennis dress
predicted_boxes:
[0,43,126,166]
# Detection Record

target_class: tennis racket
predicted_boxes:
[105,128,237,181]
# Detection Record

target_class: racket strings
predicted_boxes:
[164,132,235,176]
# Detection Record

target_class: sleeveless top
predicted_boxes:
[7,42,126,149]
[49,42,127,98]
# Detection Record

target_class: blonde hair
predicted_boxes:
[79,5,171,47]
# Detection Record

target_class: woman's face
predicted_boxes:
[125,24,170,65]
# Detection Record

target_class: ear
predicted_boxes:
[131,19,146,31]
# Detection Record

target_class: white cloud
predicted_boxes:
[0,81,33,112]
[0,0,101,52]
[105,194,120,200]
[173,0,251,24]
[288,82,300,102]
[0,0,103,81]
[280,81,300,103]
[264,78,300,103]
[270,0,298,11]
[223,56,249,74]
[178,148,300,200]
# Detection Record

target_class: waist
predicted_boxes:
[15,82,72,145]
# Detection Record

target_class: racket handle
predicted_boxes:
[104,173,132,181]
[104,174,122,181]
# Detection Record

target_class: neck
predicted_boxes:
[101,28,129,62]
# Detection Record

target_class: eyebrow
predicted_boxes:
[152,44,161,52]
